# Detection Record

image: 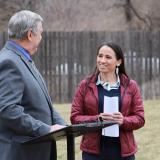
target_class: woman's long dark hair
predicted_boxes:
[93,42,128,77]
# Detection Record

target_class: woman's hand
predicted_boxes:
[112,112,124,125]
[98,113,114,121]
[98,112,124,125]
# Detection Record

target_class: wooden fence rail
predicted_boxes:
[0,31,160,103]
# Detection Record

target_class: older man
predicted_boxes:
[0,10,66,160]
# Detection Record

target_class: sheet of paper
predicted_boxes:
[102,96,119,137]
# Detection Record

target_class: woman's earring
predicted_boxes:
[116,66,119,75]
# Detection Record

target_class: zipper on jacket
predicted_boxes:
[120,79,132,155]
[121,79,130,109]
[89,86,100,115]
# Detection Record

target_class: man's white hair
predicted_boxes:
[8,10,43,40]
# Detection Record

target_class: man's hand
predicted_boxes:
[50,124,66,132]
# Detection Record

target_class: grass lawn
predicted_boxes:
[54,100,160,160]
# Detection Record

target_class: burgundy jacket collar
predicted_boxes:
[87,73,130,87]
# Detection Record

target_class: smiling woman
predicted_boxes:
[96,44,122,84]
[70,42,145,160]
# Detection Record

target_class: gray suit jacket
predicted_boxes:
[0,42,66,160]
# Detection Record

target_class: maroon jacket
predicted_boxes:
[70,74,145,157]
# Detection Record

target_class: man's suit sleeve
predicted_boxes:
[0,60,50,137]
[51,106,67,125]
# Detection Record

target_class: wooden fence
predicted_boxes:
[0,31,160,103]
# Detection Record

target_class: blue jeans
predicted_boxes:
[82,151,135,160]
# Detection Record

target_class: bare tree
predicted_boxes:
[0,0,160,31]
[124,0,152,30]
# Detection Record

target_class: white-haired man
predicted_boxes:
[0,10,67,160]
